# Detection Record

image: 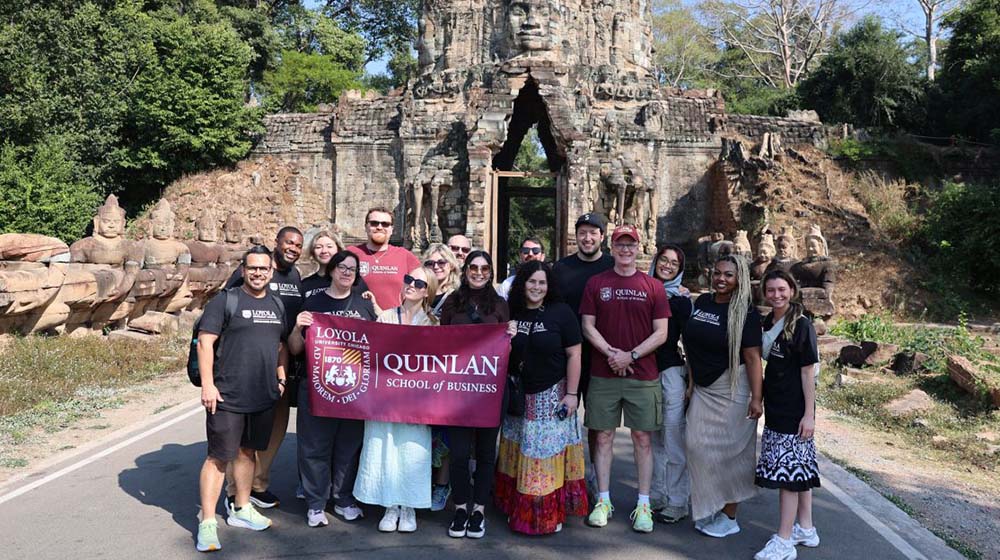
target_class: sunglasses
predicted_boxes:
[368,220,393,228]
[520,247,542,255]
[403,274,428,289]
[449,245,471,254]
[424,259,448,269]
[467,264,491,274]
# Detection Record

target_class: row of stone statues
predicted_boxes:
[0,195,252,335]
[697,224,837,320]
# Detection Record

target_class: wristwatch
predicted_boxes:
[630,350,639,361]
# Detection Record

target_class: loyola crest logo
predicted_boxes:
[320,346,364,396]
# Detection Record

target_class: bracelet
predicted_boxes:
[277,379,287,386]
[566,392,578,397]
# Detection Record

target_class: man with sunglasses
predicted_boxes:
[446,234,473,264]
[347,207,421,311]
[496,236,545,300]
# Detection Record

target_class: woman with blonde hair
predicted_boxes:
[354,266,439,533]
[422,242,461,317]
[682,254,763,538]
[301,229,345,299]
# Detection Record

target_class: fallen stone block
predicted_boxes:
[128,311,179,335]
[884,389,936,417]
[864,342,900,366]
[108,330,157,343]
[890,351,930,375]
[947,355,1000,407]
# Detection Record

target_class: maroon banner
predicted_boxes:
[305,314,511,427]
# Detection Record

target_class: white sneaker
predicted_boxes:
[755,534,798,560]
[307,509,328,528]
[791,523,820,547]
[699,513,740,538]
[334,503,364,521]
[398,506,417,533]
[694,511,718,532]
[378,506,400,532]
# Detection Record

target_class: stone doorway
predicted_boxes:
[484,80,567,274]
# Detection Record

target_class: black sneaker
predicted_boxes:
[448,508,468,538]
[249,489,279,509]
[466,510,485,539]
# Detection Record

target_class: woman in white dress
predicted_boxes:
[353,266,439,532]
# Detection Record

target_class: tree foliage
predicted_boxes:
[651,0,719,88]
[0,139,102,241]
[936,0,1000,142]
[261,50,363,112]
[799,17,925,129]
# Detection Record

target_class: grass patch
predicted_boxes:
[0,332,187,467]
[852,171,920,243]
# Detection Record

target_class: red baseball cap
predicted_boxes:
[611,224,641,244]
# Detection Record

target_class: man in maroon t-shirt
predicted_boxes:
[580,224,670,533]
[347,207,420,311]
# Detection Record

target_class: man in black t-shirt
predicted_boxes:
[223,226,303,511]
[196,246,288,552]
[552,212,614,500]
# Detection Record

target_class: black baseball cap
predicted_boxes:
[575,212,607,233]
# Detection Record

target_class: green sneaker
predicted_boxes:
[196,519,221,552]
[587,498,614,527]
[226,503,272,531]
[631,503,654,533]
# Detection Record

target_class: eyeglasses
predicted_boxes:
[424,259,448,269]
[520,247,542,255]
[335,264,357,275]
[657,256,681,267]
[403,274,428,289]
[368,220,392,229]
[449,245,471,254]
[245,266,270,273]
[467,264,491,274]
[613,243,638,251]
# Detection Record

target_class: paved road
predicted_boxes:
[0,405,941,559]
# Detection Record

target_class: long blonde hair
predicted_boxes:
[422,243,461,294]
[714,254,753,394]
[416,266,440,325]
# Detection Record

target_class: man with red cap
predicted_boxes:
[579,224,671,534]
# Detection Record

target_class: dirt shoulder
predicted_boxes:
[818,406,999,560]
[0,370,196,488]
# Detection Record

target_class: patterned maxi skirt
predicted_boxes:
[494,379,589,534]
[755,427,821,492]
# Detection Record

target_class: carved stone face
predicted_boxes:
[509,0,554,53]
[224,215,245,244]
[197,219,218,242]
[151,212,173,241]
[95,210,125,239]
[806,236,825,258]
[758,243,776,261]
[777,237,795,260]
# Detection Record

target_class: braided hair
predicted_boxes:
[714,254,753,394]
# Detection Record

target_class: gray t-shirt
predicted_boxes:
[200,289,286,413]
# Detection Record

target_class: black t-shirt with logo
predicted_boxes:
[682,293,763,387]
[510,303,583,394]
[200,289,286,413]
[656,295,693,371]
[302,290,377,321]
[301,273,370,300]
[226,264,303,333]
[762,314,819,434]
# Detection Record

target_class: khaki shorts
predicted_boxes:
[584,376,662,432]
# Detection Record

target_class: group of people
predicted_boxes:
[193,207,821,560]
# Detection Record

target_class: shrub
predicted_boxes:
[852,171,920,242]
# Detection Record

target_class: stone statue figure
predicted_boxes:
[221,212,250,265]
[751,233,776,281]
[601,157,628,226]
[696,232,723,288]
[733,230,752,261]
[185,209,225,266]
[507,0,557,57]
[765,226,799,276]
[142,199,192,270]
[69,194,138,266]
[406,156,455,250]
[792,224,836,298]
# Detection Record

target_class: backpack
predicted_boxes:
[186,288,286,387]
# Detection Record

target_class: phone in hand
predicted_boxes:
[555,403,568,421]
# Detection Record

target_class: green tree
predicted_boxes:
[651,0,719,88]
[321,0,418,63]
[920,181,1000,296]
[261,50,363,112]
[798,17,925,129]
[936,0,1000,142]
[0,139,102,240]
[116,4,263,191]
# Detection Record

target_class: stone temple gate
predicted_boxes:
[248,0,834,261]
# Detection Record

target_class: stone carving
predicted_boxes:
[751,233,776,281]
[0,234,69,263]
[221,211,251,264]
[69,195,138,266]
[184,209,233,310]
[407,155,456,250]
[733,230,752,261]
[507,0,558,55]
[765,226,799,276]
[791,224,836,308]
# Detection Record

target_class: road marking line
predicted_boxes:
[0,405,203,506]
[820,466,929,560]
